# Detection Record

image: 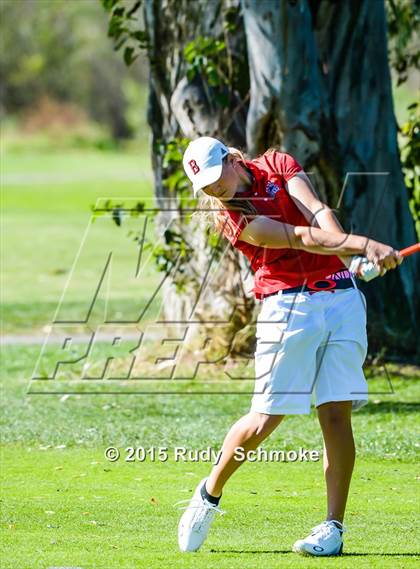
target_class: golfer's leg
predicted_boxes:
[317,401,355,523]
[205,412,284,497]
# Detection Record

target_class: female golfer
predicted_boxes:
[176,136,402,556]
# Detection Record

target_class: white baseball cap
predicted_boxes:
[182,136,229,195]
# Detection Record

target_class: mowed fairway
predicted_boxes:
[1,344,420,568]
[1,146,420,568]
[1,145,159,335]
[2,447,418,569]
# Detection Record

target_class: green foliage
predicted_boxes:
[101,0,148,65]
[159,137,192,202]
[146,228,194,288]
[184,36,231,107]
[223,5,239,33]
[184,37,228,86]
[1,115,119,153]
[150,137,197,292]
[94,199,148,225]
[0,0,80,111]
[386,0,420,86]
[386,0,420,234]
[182,7,246,108]
[121,78,149,138]
[0,0,146,140]
[400,102,420,239]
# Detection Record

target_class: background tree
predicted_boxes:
[385,0,420,240]
[0,0,148,139]
[103,0,419,358]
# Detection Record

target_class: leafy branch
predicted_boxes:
[101,0,148,65]
[400,102,420,239]
[386,0,419,86]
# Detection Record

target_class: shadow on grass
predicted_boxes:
[357,402,420,414]
[211,549,420,557]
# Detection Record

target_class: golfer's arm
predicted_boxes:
[237,216,369,256]
[285,171,352,265]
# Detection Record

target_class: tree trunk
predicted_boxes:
[144,0,419,358]
[144,0,254,355]
[242,0,418,355]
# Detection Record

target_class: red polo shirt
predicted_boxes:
[220,150,346,299]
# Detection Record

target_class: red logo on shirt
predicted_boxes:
[188,160,200,175]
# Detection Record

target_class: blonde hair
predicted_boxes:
[191,147,259,236]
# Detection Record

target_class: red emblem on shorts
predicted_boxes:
[188,160,200,175]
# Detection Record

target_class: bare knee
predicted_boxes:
[251,412,284,437]
[317,402,352,431]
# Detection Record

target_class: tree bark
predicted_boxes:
[144,0,254,355]
[243,0,418,354]
[144,0,419,357]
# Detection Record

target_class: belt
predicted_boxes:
[261,274,355,300]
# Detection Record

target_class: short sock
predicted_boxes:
[330,521,344,534]
[200,481,221,506]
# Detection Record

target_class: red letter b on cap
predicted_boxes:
[188,160,200,175]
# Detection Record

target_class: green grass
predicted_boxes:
[1,146,161,334]
[2,212,161,334]
[2,448,419,569]
[1,344,420,459]
[2,134,419,568]
[1,344,419,568]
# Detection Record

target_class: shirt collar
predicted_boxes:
[242,160,267,196]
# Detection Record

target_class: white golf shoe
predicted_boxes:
[292,519,345,556]
[175,478,225,552]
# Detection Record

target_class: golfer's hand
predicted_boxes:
[365,241,403,276]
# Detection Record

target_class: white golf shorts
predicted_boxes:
[251,286,368,415]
